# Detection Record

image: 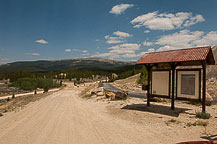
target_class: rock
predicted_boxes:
[206,92,213,105]
[91,87,104,95]
[115,91,128,100]
[105,92,115,99]
[96,91,104,96]
[150,97,163,102]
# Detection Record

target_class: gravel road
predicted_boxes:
[0,88,173,144]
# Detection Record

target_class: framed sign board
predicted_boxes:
[177,70,200,99]
[152,71,170,96]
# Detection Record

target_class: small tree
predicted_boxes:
[12,93,15,99]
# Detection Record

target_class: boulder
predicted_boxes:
[96,91,104,96]
[91,87,104,95]
[115,91,128,100]
[206,92,213,105]
[105,92,115,99]
[150,97,163,102]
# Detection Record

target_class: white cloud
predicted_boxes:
[143,41,153,46]
[105,31,132,44]
[65,49,71,52]
[35,39,48,44]
[110,4,134,15]
[104,35,123,44]
[0,58,9,61]
[113,31,133,37]
[70,49,88,53]
[147,48,155,52]
[131,11,205,30]
[82,50,88,53]
[25,53,40,56]
[96,39,100,42]
[71,49,81,52]
[144,30,150,33]
[154,30,217,51]
[92,43,142,59]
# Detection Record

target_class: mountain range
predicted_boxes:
[0,58,135,73]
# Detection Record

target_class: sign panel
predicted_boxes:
[152,71,169,96]
[181,74,195,95]
[177,71,199,99]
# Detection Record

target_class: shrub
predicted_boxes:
[12,93,15,99]
[0,113,3,117]
[196,111,211,119]
[10,77,61,91]
[187,121,208,127]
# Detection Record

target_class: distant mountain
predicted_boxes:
[0,57,135,73]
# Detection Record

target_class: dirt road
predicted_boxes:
[0,88,186,144]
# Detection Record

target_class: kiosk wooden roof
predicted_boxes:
[136,46,215,112]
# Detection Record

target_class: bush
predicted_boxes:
[196,111,211,119]
[187,121,208,127]
[0,113,3,117]
[12,93,15,99]
[10,77,61,91]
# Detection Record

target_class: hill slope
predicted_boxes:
[207,46,217,78]
[0,58,135,73]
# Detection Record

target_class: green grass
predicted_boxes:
[165,119,180,125]
[187,121,208,127]
[110,96,128,101]
[184,101,201,106]
[196,111,211,119]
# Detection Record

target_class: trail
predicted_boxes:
[0,87,175,144]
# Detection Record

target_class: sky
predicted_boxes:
[0,0,217,64]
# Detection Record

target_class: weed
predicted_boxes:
[187,121,208,127]
[84,94,92,99]
[196,111,211,119]
[12,93,15,99]
[165,119,180,126]
[168,119,177,123]
[110,96,128,101]
[184,101,201,106]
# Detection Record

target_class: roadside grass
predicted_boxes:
[165,119,180,126]
[110,96,128,101]
[186,121,208,127]
[184,101,201,106]
[195,111,211,119]
[0,91,54,114]
[184,101,215,106]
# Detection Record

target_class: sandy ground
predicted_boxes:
[0,84,216,144]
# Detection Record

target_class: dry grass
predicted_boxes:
[186,121,208,127]
[0,91,55,115]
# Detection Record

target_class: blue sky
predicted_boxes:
[0,0,217,64]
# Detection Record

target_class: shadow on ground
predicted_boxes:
[201,134,217,141]
[121,104,190,117]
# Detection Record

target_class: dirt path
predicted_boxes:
[0,87,198,144]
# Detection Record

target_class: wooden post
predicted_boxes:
[199,69,201,102]
[170,63,176,110]
[145,64,152,107]
[202,61,206,113]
